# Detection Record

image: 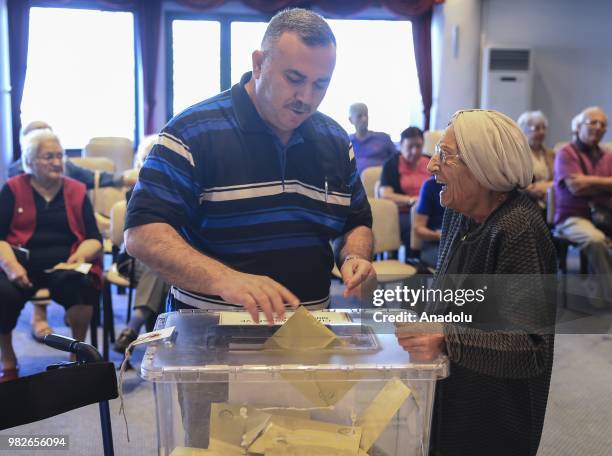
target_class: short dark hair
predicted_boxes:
[400,127,424,142]
[262,8,336,50]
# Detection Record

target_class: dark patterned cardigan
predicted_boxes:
[428,190,558,456]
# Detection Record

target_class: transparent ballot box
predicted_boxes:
[141,309,449,456]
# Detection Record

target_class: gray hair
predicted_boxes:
[349,102,367,117]
[517,110,548,132]
[20,120,52,138]
[572,106,607,132]
[21,129,63,174]
[262,8,336,51]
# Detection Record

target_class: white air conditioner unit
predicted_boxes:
[480,47,532,121]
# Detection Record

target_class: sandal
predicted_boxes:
[31,325,54,343]
[0,366,19,383]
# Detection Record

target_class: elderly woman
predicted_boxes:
[517,111,555,205]
[0,130,102,382]
[396,110,557,455]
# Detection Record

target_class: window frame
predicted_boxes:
[165,10,416,129]
[165,11,270,121]
[24,4,140,153]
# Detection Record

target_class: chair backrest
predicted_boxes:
[83,137,134,174]
[369,198,402,254]
[69,156,116,174]
[423,130,444,157]
[410,203,423,251]
[546,186,555,225]
[109,200,127,248]
[360,166,383,198]
[68,156,122,219]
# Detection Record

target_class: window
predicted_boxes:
[21,7,136,150]
[319,20,421,141]
[171,19,221,115]
[230,21,267,84]
[168,16,421,139]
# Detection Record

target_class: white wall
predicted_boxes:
[431,0,482,130]
[0,0,12,183]
[481,0,612,145]
[433,0,612,146]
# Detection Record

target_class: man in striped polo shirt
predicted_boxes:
[125,8,375,325]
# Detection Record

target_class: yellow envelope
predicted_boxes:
[248,414,362,454]
[209,403,271,452]
[280,370,362,407]
[356,378,412,451]
[263,306,338,350]
[169,446,242,456]
[46,262,92,274]
[263,443,365,455]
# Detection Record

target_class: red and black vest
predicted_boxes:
[6,174,103,289]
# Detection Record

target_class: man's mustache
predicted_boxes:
[286,101,311,114]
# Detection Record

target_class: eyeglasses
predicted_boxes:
[434,143,462,164]
[37,153,64,162]
[583,119,608,129]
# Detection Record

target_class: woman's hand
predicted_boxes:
[66,253,85,264]
[395,326,446,361]
[6,262,33,288]
[68,239,103,264]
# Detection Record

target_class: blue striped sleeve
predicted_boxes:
[125,129,200,231]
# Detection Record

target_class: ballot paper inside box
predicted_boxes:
[141,309,448,456]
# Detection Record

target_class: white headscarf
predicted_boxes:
[451,109,533,192]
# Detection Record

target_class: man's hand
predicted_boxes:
[210,270,300,324]
[395,324,445,361]
[6,262,32,289]
[566,174,598,195]
[340,257,376,298]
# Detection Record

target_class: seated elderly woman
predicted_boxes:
[0,130,102,382]
[517,110,555,206]
[396,110,557,455]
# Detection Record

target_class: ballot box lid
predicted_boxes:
[140,310,449,383]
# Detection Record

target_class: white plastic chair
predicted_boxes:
[83,137,134,174]
[360,166,383,199]
[369,199,417,282]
